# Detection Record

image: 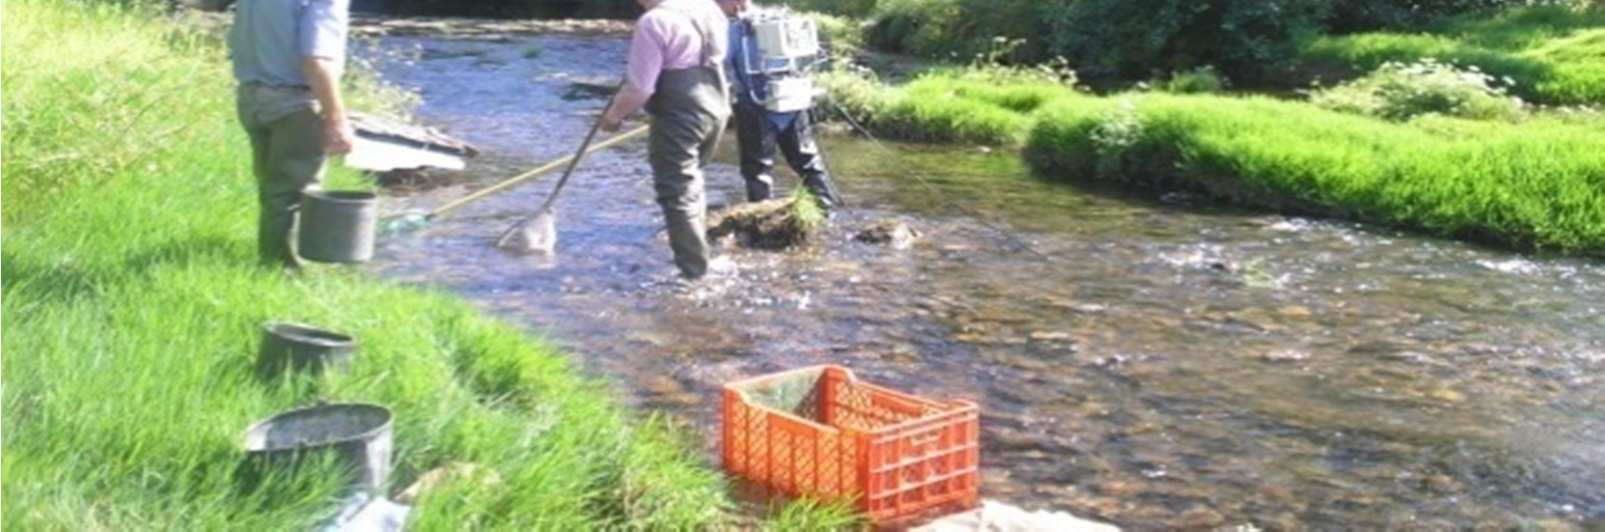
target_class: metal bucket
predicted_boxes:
[257,321,357,379]
[241,403,394,492]
[299,190,378,263]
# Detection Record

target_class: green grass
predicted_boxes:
[1,1,848,529]
[789,188,828,234]
[1025,94,1605,255]
[822,67,1605,256]
[761,499,864,531]
[1296,6,1605,105]
[822,68,1084,145]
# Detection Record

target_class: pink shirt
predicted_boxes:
[607,0,729,121]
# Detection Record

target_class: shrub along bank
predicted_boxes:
[1,1,847,529]
[819,68,1605,256]
[784,0,1598,89]
[1296,5,1605,105]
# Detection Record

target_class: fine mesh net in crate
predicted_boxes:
[722,365,980,526]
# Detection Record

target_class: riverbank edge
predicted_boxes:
[0,1,852,529]
[815,65,1605,258]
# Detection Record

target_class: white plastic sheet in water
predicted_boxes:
[344,135,466,172]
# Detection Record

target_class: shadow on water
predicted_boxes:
[355,31,1605,529]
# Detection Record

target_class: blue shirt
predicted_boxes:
[230,0,350,87]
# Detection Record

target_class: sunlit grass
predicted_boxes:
[822,68,1083,145]
[1,1,844,528]
[821,66,1605,256]
[1025,93,1605,255]
[762,498,865,531]
[1296,5,1605,105]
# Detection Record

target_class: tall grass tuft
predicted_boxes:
[2,1,843,528]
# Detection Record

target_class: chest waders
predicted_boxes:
[727,19,842,208]
[645,4,730,279]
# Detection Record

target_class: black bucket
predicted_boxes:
[299,190,378,263]
[257,321,357,380]
[240,403,394,493]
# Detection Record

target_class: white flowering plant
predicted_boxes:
[1308,58,1528,121]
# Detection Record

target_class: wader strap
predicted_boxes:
[658,2,729,103]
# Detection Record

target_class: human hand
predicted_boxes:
[325,118,355,155]
[599,114,623,133]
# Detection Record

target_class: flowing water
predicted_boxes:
[357,32,1604,529]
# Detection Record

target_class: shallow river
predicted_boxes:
[358,32,1604,529]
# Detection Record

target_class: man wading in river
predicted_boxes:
[229,0,355,269]
[716,0,843,211]
[599,0,733,281]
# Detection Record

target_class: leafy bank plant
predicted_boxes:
[1309,58,1527,121]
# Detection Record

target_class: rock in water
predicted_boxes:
[563,80,620,100]
[707,198,824,250]
[855,219,921,250]
[375,167,466,192]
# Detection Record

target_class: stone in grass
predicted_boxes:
[392,462,502,505]
[706,191,827,250]
[855,219,922,250]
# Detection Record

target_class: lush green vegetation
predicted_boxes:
[781,0,1599,87]
[335,0,1602,98]
[820,67,1083,145]
[818,64,1605,255]
[798,0,1605,256]
[1296,5,1605,105]
[1026,94,1605,254]
[1,1,842,528]
[1306,58,1527,121]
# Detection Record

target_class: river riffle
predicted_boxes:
[356,29,1604,530]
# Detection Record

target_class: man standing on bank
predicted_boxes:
[230,0,355,269]
[599,0,732,280]
[716,0,843,211]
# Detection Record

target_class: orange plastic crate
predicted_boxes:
[722,365,980,526]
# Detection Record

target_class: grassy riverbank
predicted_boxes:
[1,1,849,529]
[1026,94,1605,254]
[821,62,1605,256]
[800,1,1605,257]
[1296,5,1605,105]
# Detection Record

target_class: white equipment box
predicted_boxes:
[764,77,816,114]
[751,15,820,65]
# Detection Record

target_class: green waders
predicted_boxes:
[645,66,730,279]
[236,83,328,269]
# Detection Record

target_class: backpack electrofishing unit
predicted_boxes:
[740,8,822,114]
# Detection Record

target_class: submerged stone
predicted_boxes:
[1029,331,1073,342]
[1176,506,1225,529]
[854,219,922,249]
